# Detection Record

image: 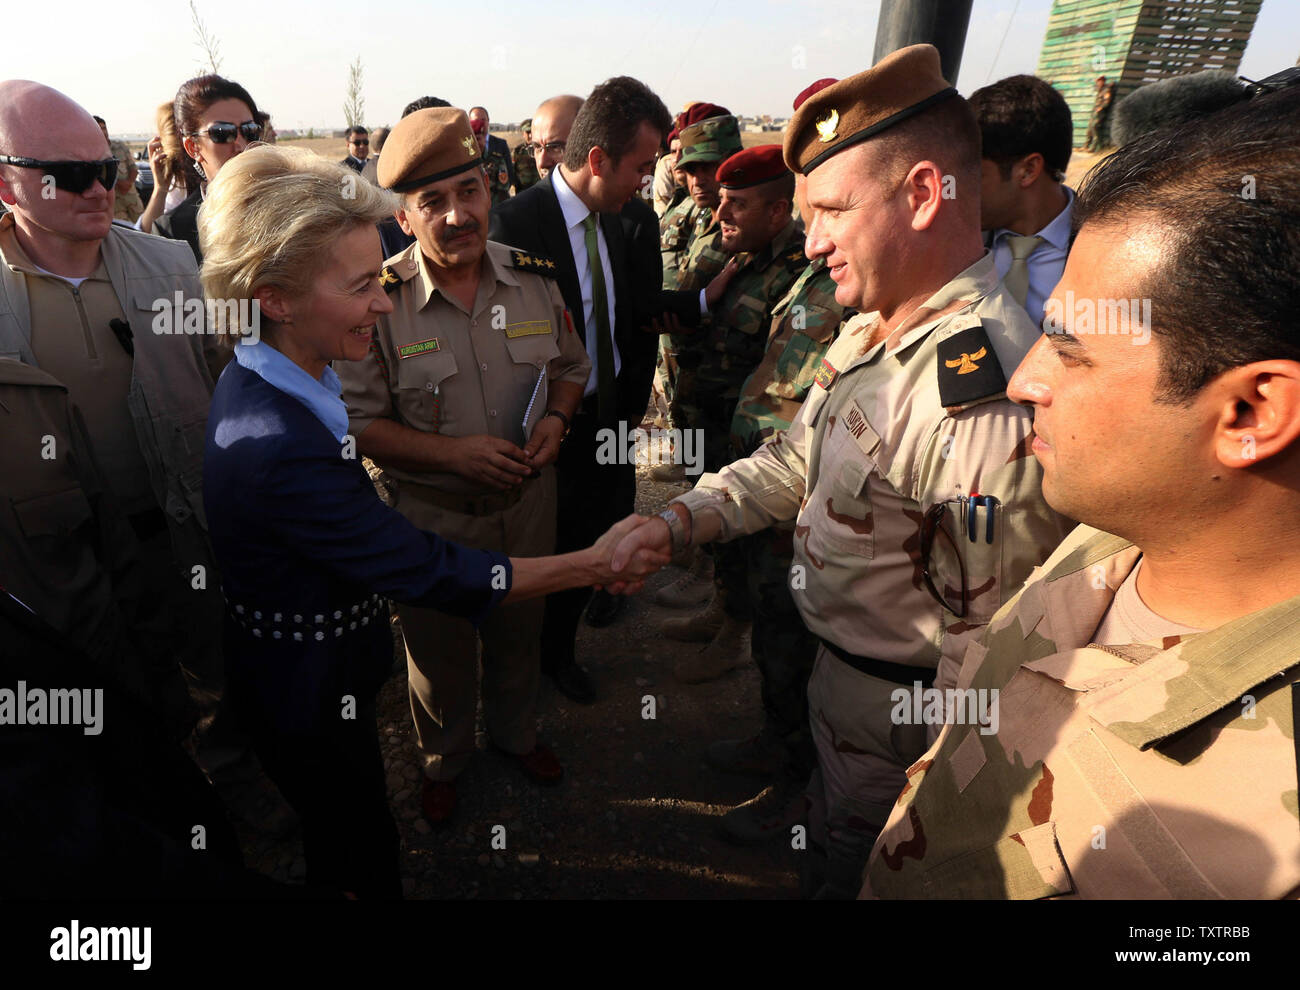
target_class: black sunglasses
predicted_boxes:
[0,155,119,194]
[919,501,967,618]
[189,120,263,144]
[349,138,369,146]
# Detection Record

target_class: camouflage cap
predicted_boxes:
[784,44,957,174]
[378,107,484,192]
[677,114,742,168]
[520,117,532,133]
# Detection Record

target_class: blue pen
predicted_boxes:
[967,494,999,544]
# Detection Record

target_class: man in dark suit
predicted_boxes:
[340,126,369,172]
[490,78,670,702]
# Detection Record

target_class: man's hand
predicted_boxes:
[608,512,675,580]
[524,415,565,470]
[590,514,672,595]
[704,256,741,309]
[449,434,532,489]
[649,311,685,336]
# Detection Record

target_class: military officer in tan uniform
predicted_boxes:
[612,46,1072,897]
[865,81,1300,900]
[337,107,590,826]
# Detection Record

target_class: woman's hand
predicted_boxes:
[589,514,672,595]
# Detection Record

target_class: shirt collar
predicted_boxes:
[234,339,349,442]
[552,166,591,231]
[993,185,1074,252]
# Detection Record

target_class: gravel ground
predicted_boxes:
[228,456,802,899]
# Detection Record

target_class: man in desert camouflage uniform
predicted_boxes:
[657,146,806,687]
[865,80,1300,901]
[513,118,539,192]
[613,46,1071,897]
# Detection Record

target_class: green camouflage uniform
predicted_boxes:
[512,140,538,192]
[728,260,850,778]
[656,197,711,419]
[672,253,1072,895]
[483,144,513,205]
[865,523,1300,899]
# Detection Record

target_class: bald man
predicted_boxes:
[529,95,584,180]
[0,79,226,743]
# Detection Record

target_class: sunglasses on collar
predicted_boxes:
[188,120,263,144]
[0,155,119,193]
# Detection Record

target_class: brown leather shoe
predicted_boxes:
[420,778,456,827]
[504,742,564,785]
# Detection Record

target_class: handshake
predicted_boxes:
[585,512,681,596]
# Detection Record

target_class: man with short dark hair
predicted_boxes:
[341,126,369,172]
[360,126,388,185]
[491,77,669,701]
[865,82,1300,900]
[969,75,1074,327]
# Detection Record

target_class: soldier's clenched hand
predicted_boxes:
[449,434,532,489]
[524,415,565,470]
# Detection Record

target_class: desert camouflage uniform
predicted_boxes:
[864,523,1300,899]
[512,141,538,192]
[727,259,849,776]
[672,253,1071,894]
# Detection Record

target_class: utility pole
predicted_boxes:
[873,0,974,84]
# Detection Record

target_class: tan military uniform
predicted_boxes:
[865,523,1300,899]
[672,253,1072,892]
[337,239,590,780]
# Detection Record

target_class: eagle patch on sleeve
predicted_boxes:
[511,250,559,278]
[936,322,1007,408]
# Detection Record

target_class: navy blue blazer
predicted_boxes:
[203,360,511,734]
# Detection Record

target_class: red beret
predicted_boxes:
[716,144,789,189]
[669,101,731,143]
[794,78,838,111]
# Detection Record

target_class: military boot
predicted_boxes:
[718,774,810,844]
[672,613,749,683]
[661,592,724,642]
[654,549,715,609]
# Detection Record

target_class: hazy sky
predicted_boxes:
[8,0,1297,134]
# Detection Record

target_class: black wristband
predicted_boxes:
[542,408,570,432]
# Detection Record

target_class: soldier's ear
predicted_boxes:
[395,206,414,237]
[1212,360,1300,469]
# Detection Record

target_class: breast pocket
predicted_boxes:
[812,454,875,559]
[504,330,561,390]
[395,350,459,434]
[13,486,93,542]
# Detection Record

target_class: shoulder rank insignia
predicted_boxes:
[511,250,559,277]
[785,246,808,268]
[379,265,402,292]
[936,321,1007,408]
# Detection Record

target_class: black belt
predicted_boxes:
[820,639,935,688]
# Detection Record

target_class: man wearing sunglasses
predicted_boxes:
[341,126,369,173]
[611,48,1072,897]
[0,80,225,744]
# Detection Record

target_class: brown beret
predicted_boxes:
[783,44,957,175]
[716,145,789,190]
[377,107,483,192]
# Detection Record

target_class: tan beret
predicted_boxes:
[783,44,957,175]
[377,107,483,192]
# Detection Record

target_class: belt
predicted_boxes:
[225,592,389,642]
[820,638,936,688]
[400,476,531,516]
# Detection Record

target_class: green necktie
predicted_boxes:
[1002,234,1045,309]
[582,213,616,422]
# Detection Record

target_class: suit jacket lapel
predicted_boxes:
[538,174,583,338]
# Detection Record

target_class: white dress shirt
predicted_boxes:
[990,185,1074,328]
[552,166,621,397]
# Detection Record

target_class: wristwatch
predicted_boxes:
[541,408,570,436]
[658,506,690,553]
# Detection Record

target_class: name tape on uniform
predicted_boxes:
[504,320,552,339]
[398,337,441,359]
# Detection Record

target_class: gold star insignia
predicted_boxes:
[945,346,987,375]
[816,108,839,143]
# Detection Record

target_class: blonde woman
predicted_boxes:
[199,145,665,898]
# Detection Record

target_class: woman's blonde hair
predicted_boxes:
[198,144,397,345]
